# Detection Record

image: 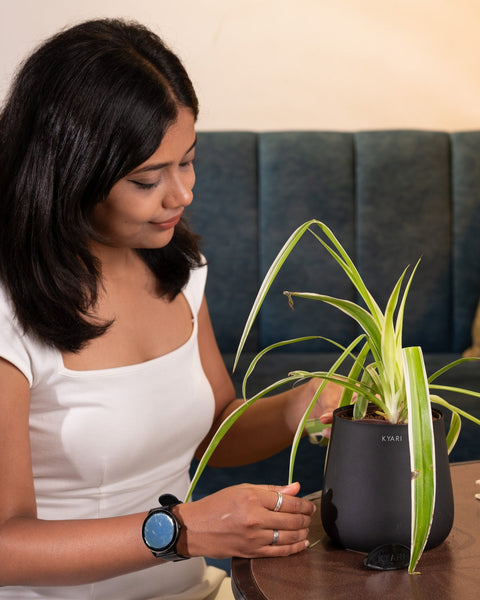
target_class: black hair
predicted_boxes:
[0,18,202,352]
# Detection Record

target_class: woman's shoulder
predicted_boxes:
[183,258,208,315]
[0,282,35,384]
[0,281,16,319]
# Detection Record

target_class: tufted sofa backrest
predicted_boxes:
[189,131,480,356]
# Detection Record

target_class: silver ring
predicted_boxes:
[271,529,279,545]
[273,491,283,512]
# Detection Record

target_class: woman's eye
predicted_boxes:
[180,158,195,169]
[129,180,159,190]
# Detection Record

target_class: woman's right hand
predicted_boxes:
[175,482,314,559]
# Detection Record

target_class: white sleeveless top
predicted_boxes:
[0,263,227,599]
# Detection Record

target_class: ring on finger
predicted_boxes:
[271,529,279,545]
[273,491,283,512]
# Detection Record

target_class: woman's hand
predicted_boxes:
[284,378,343,439]
[176,482,314,559]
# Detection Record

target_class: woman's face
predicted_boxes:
[92,107,196,251]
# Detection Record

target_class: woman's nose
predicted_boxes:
[163,173,194,208]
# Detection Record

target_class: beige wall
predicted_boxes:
[1,0,479,131]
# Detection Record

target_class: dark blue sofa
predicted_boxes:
[189,130,480,504]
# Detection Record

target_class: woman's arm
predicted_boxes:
[196,296,341,466]
[0,356,316,585]
[0,357,159,586]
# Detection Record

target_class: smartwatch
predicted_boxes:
[142,493,189,561]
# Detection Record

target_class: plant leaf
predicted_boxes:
[381,269,407,417]
[427,356,480,383]
[339,341,371,407]
[307,222,384,324]
[394,261,420,343]
[305,418,331,445]
[185,374,304,502]
[233,219,318,371]
[234,219,386,371]
[241,335,323,400]
[403,346,435,574]
[430,393,480,426]
[284,291,383,361]
[287,335,366,483]
[445,410,462,455]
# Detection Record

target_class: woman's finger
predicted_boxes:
[263,483,315,516]
[267,526,310,547]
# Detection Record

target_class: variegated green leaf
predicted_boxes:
[427,356,480,383]
[307,222,384,324]
[445,411,462,455]
[284,291,383,361]
[430,393,480,426]
[233,219,319,371]
[394,261,420,350]
[185,374,304,502]
[339,341,371,407]
[381,270,406,417]
[287,336,367,483]
[403,346,435,574]
[241,335,323,400]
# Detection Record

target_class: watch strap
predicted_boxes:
[159,493,182,508]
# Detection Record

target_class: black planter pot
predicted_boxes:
[320,405,454,552]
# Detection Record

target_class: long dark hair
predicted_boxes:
[0,19,202,352]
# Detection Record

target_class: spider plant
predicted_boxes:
[187,219,480,574]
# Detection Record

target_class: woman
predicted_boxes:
[0,19,339,599]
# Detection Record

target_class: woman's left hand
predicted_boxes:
[176,482,315,559]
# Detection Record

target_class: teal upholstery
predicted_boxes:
[191,130,480,357]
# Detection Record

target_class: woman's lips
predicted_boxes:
[149,213,182,230]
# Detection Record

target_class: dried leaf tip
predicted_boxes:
[283,291,295,310]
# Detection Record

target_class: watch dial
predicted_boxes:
[144,512,175,550]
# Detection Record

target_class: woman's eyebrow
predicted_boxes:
[130,137,197,175]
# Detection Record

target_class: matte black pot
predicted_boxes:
[320,405,454,552]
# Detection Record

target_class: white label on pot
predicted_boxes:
[381,435,403,442]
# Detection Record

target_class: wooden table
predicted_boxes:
[232,461,480,600]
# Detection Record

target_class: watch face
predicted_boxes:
[143,510,176,551]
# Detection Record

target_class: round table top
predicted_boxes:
[232,461,480,600]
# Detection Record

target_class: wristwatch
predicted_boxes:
[142,493,189,561]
